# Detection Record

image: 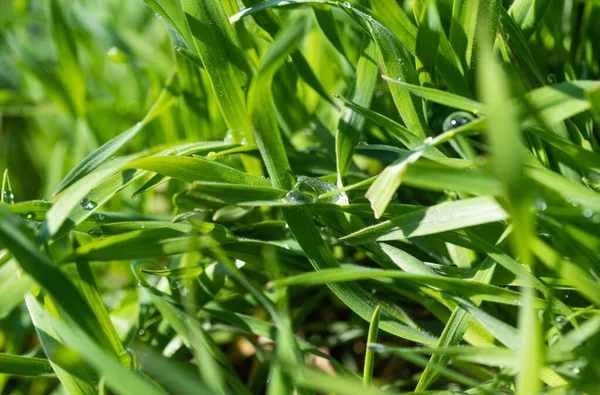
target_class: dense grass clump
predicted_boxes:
[1,0,600,393]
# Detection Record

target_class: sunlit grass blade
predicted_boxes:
[508,0,551,39]
[381,76,486,113]
[342,197,508,244]
[415,0,441,83]
[181,0,260,174]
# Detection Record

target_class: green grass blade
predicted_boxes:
[508,0,552,39]
[381,77,486,113]
[52,72,178,195]
[336,38,378,185]
[181,0,260,174]
[47,0,86,118]
[363,305,380,387]
[25,295,97,395]
[74,261,125,355]
[125,156,270,186]
[415,0,441,82]
[0,354,54,378]
[26,296,168,395]
[342,197,508,244]
[0,207,114,350]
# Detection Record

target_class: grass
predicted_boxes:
[1,0,600,393]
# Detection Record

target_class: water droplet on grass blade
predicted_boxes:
[2,190,14,204]
[89,227,102,238]
[80,198,97,210]
[556,315,566,325]
[442,111,475,132]
[342,1,352,8]
[535,198,547,212]
[224,129,247,145]
[583,208,593,218]
[284,189,315,205]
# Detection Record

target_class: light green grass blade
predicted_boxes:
[508,0,552,39]
[478,36,541,394]
[125,156,270,186]
[342,197,508,244]
[381,77,486,113]
[0,258,36,319]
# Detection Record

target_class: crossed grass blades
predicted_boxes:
[1,0,600,393]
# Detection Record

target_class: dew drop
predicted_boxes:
[138,329,145,336]
[206,151,218,160]
[569,365,580,375]
[80,198,97,210]
[442,111,475,132]
[224,129,247,145]
[342,1,352,8]
[140,225,145,229]
[284,189,315,205]
[423,136,433,145]
[88,227,102,238]
[180,287,190,296]
[583,208,593,218]
[25,212,36,220]
[131,195,138,200]
[357,141,368,146]
[535,198,547,212]
[155,12,162,20]
[2,190,14,204]
[332,93,340,98]
[547,73,557,84]
[555,315,566,325]
[137,282,142,288]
